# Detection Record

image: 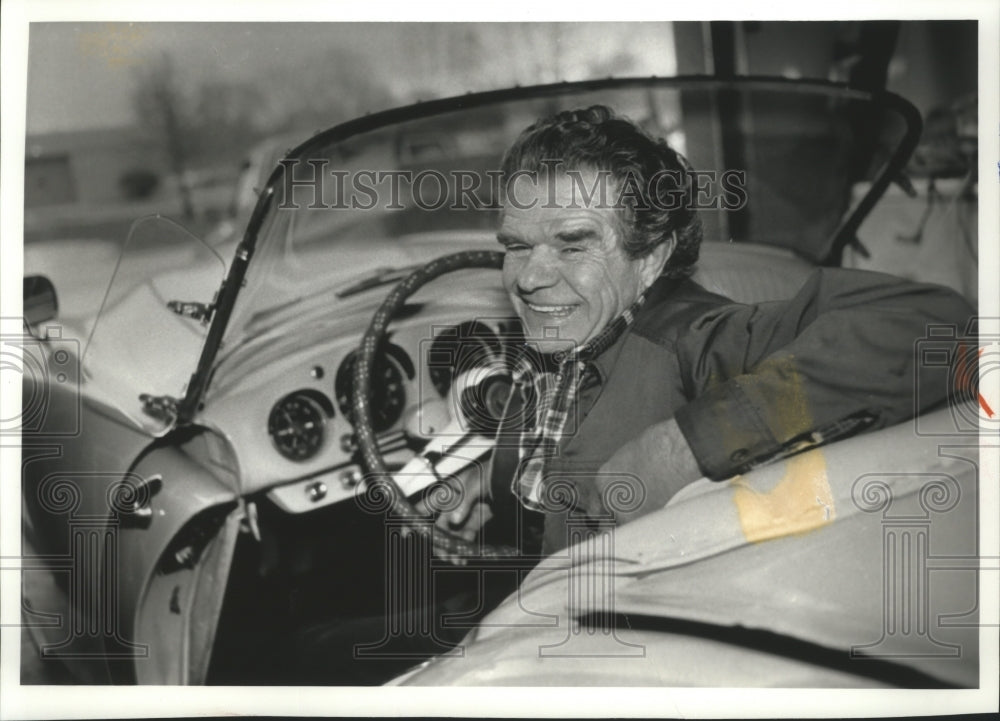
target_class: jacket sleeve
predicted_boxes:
[672,268,975,480]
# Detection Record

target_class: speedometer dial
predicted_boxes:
[268,392,327,461]
[335,350,407,432]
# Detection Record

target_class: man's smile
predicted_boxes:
[522,301,578,318]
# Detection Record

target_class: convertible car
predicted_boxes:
[19,77,983,688]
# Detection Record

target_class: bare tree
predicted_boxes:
[194,80,265,163]
[254,47,398,133]
[131,52,197,219]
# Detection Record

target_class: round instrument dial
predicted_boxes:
[335,351,407,432]
[268,392,327,461]
[427,321,500,397]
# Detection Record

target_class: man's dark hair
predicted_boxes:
[500,105,701,278]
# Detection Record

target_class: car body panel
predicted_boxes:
[81,217,227,435]
[122,439,241,683]
[23,238,122,336]
[395,406,979,687]
[131,499,242,684]
[21,421,240,683]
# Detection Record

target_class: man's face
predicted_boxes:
[498,170,667,353]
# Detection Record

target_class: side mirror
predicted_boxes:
[23,275,58,326]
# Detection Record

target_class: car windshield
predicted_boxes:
[220,78,915,352]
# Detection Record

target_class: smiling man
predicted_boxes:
[497,168,669,355]
[433,104,974,555]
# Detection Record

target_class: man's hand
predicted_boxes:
[594,417,705,525]
[414,463,493,542]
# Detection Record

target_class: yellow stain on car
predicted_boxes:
[731,449,835,543]
[719,354,836,542]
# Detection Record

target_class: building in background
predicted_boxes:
[25,126,167,208]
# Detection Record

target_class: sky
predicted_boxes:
[25,22,677,134]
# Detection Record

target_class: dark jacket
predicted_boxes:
[487,268,975,554]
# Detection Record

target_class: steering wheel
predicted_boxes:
[351,250,521,563]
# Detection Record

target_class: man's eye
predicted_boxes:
[560,246,585,256]
[503,243,530,253]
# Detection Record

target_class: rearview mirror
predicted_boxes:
[23,275,58,326]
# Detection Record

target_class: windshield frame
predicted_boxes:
[174,74,921,424]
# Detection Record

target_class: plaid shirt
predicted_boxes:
[510,293,647,511]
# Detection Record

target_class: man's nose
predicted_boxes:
[515,246,559,294]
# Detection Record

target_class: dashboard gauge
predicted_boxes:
[427,321,500,397]
[268,391,329,461]
[335,349,408,432]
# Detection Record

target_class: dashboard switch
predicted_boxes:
[305,480,328,502]
[338,468,363,489]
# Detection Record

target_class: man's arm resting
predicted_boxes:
[674,269,976,480]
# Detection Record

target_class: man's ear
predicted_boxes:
[638,231,675,287]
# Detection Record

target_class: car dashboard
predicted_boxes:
[197,272,517,515]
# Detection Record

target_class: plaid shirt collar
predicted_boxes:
[510,291,648,511]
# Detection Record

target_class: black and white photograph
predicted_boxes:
[1,0,998,717]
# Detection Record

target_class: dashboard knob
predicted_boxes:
[338,468,363,489]
[305,480,328,502]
